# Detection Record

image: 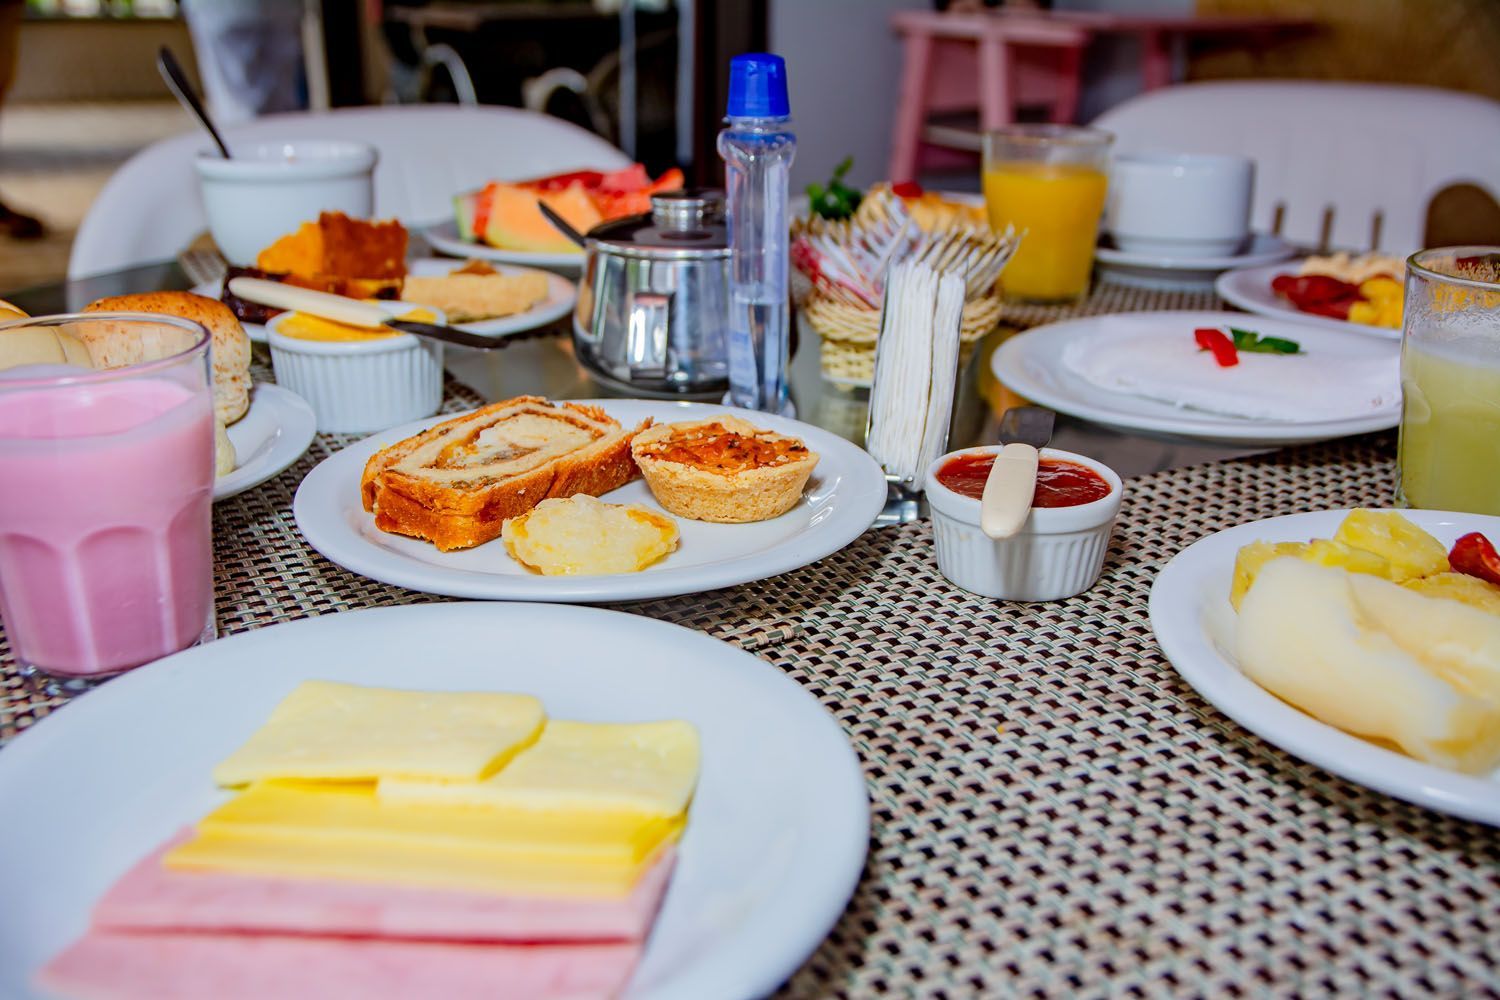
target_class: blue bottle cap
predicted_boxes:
[726,53,790,118]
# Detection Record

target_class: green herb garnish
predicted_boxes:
[1228,327,1303,355]
[807,156,862,220]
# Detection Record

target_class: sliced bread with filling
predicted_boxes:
[361,396,648,551]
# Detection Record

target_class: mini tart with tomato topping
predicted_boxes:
[630,415,819,523]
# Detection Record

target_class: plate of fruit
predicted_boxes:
[1215,252,1405,339]
[426,165,686,272]
[1151,508,1500,825]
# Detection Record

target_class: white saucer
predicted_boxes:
[1095,232,1295,291]
[214,383,317,501]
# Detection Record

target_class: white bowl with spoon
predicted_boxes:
[925,444,1122,601]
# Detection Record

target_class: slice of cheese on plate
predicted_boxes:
[378,719,701,817]
[165,826,674,898]
[212,681,545,786]
[166,781,681,896]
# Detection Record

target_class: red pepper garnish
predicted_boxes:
[1449,532,1500,586]
[891,181,924,199]
[1194,327,1239,367]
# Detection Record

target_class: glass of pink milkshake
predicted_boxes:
[0,313,216,692]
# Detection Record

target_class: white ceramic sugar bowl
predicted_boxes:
[924,446,1123,601]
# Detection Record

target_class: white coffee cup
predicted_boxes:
[1105,152,1254,259]
[195,140,378,266]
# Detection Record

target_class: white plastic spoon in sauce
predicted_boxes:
[980,442,1039,540]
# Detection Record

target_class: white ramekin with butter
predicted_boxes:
[267,306,444,434]
[924,446,1123,601]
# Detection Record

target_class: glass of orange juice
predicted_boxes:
[1397,247,1500,515]
[983,125,1113,303]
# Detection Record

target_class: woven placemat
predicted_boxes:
[628,432,1500,998]
[3,283,1497,995]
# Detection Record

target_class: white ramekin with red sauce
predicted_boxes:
[924,446,1123,601]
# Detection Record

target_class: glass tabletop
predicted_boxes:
[6,260,1259,482]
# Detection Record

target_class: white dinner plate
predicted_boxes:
[214,383,317,501]
[1096,232,1295,292]
[424,219,585,274]
[194,258,575,344]
[1215,261,1398,339]
[989,310,1400,447]
[294,399,889,602]
[1149,508,1500,826]
[0,601,870,999]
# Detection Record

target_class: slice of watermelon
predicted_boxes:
[517,169,606,193]
[596,164,650,193]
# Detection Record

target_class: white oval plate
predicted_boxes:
[294,399,889,602]
[195,258,575,343]
[989,310,1400,447]
[424,219,585,274]
[0,601,870,999]
[1215,261,1398,339]
[214,383,317,501]
[1149,508,1500,825]
[1096,232,1295,292]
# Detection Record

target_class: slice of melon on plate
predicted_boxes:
[482,183,599,253]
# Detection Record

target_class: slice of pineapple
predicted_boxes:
[1301,538,1394,578]
[1332,509,1450,582]
[1231,541,1309,610]
[1404,572,1500,616]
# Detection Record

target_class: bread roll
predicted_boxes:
[80,292,252,425]
[213,418,237,478]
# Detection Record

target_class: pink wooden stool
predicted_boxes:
[888,11,1089,183]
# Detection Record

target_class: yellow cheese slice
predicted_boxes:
[165,826,676,898]
[195,780,677,865]
[378,720,701,816]
[212,681,545,786]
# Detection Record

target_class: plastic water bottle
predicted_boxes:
[718,53,796,414]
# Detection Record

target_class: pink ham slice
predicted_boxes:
[37,929,640,1000]
[93,830,675,942]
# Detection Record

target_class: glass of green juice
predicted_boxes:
[1397,246,1500,514]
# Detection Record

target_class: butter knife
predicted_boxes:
[226,277,505,350]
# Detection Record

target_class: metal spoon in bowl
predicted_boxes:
[157,46,231,159]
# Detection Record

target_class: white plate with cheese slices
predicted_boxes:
[990,310,1402,447]
[292,399,889,602]
[0,601,870,999]
[193,258,576,344]
[1150,508,1500,826]
[214,383,317,501]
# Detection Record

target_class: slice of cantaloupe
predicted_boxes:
[482,182,600,254]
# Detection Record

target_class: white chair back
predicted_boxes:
[69,105,631,280]
[1091,80,1500,255]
